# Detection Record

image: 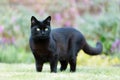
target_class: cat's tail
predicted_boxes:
[82,41,103,55]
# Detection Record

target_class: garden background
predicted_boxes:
[0,0,120,65]
[0,0,120,80]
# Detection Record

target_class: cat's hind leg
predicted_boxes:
[69,56,77,72]
[60,60,68,71]
[68,39,80,72]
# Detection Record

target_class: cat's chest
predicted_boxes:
[30,38,56,55]
[32,44,50,53]
[31,41,56,56]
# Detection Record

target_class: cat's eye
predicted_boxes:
[36,28,40,31]
[45,28,48,31]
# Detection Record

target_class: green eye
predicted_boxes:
[45,28,48,31]
[36,28,40,31]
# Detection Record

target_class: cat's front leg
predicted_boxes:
[49,54,58,73]
[35,60,44,72]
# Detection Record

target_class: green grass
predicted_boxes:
[0,63,120,80]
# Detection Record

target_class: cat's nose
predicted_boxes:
[41,31,45,35]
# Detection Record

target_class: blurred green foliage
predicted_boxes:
[81,14,120,55]
[77,51,120,66]
[0,45,34,63]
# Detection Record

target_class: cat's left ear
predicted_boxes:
[43,16,51,25]
[31,16,38,25]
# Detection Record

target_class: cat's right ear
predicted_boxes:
[31,16,38,26]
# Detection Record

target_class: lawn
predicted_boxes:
[0,63,120,80]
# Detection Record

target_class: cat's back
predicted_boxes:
[51,27,83,37]
[52,27,78,34]
[51,27,85,42]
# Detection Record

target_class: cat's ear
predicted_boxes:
[43,16,51,25]
[31,16,38,25]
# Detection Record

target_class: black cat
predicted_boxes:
[29,16,103,73]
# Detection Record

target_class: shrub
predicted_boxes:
[0,45,34,63]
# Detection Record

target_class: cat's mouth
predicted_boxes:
[32,35,49,40]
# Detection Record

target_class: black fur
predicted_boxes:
[29,16,103,73]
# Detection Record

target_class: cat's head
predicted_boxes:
[30,16,51,40]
